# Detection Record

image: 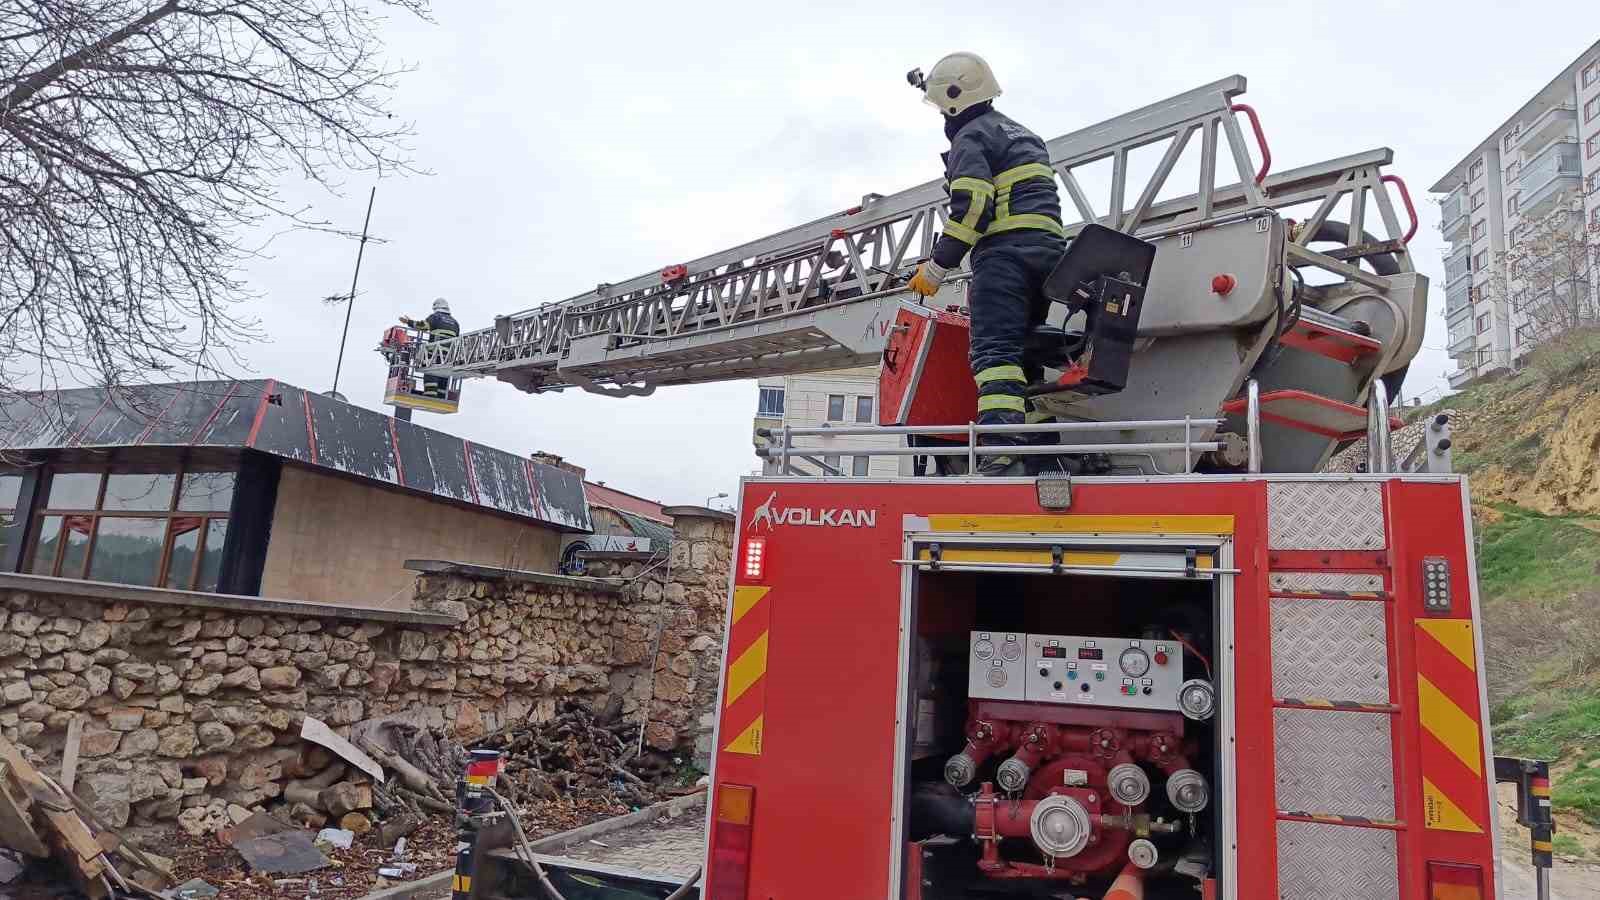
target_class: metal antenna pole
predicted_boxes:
[330,186,377,397]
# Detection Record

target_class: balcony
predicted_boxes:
[1516,104,1578,156]
[1446,283,1474,321]
[1439,187,1469,241]
[1449,329,1476,355]
[1444,246,1472,287]
[1519,140,1582,218]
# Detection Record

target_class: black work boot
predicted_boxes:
[976,454,1027,477]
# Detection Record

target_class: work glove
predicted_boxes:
[399,315,416,326]
[909,260,948,297]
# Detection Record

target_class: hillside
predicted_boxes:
[1409,331,1600,860]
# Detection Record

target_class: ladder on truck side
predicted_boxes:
[407,75,1427,474]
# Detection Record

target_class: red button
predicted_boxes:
[1154,651,1169,666]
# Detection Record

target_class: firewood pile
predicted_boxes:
[356,701,672,822]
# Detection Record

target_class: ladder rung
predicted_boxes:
[1270,589,1391,602]
[1274,698,1399,714]
[1221,389,1400,441]
[1276,811,1405,831]
[1279,317,1383,364]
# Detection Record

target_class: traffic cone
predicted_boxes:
[1104,862,1145,900]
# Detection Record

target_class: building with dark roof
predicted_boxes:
[0,379,592,609]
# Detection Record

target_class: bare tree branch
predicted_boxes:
[0,0,431,399]
[1484,204,1600,350]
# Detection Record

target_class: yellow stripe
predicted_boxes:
[917,548,1119,565]
[923,514,1235,535]
[942,219,981,245]
[724,631,769,707]
[1434,885,1483,900]
[1531,785,1551,797]
[978,394,1026,413]
[1422,776,1485,833]
[987,213,1067,237]
[975,364,1026,385]
[949,177,995,197]
[453,874,472,892]
[994,163,1056,189]
[731,585,769,626]
[1418,674,1483,776]
[1533,840,1554,851]
[1418,619,1477,671]
[723,714,764,756]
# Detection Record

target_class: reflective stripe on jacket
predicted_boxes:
[933,109,1064,269]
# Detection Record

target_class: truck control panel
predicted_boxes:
[968,630,1186,712]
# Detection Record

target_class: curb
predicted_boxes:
[356,792,706,900]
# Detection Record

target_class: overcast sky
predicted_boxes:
[233,1,1597,507]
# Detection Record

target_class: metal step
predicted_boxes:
[1222,389,1399,441]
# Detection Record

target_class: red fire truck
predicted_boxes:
[393,76,1555,899]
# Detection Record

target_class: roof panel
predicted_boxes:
[306,390,399,484]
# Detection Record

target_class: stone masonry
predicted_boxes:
[0,508,732,836]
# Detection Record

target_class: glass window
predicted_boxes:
[1471,220,1486,241]
[822,454,840,474]
[47,472,101,509]
[1584,60,1598,88]
[852,456,870,477]
[1588,133,1599,159]
[60,516,92,578]
[1586,96,1600,123]
[88,517,166,586]
[165,519,202,589]
[756,386,785,418]
[0,475,20,509]
[1506,193,1518,214]
[30,516,62,575]
[854,396,874,423]
[1477,313,1492,334]
[1475,250,1488,270]
[178,472,234,512]
[1470,190,1485,210]
[826,395,845,421]
[1470,159,1484,181]
[197,520,228,592]
[103,473,176,511]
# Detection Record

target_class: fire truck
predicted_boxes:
[384,77,1555,900]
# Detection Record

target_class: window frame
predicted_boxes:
[1470,189,1485,211]
[756,386,785,417]
[1477,312,1492,334]
[1584,60,1599,89]
[825,394,845,422]
[1474,250,1488,271]
[1506,192,1519,215]
[1471,219,1487,241]
[1470,159,1485,182]
[28,465,233,590]
[854,395,874,424]
[1586,96,1600,124]
[1587,132,1600,160]
[851,455,870,477]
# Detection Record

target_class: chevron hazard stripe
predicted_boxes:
[721,586,770,756]
[1415,618,1489,833]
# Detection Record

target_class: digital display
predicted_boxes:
[1041,646,1066,659]
[1077,648,1104,660]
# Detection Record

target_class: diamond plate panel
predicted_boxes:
[1277,820,1398,900]
[1270,572,1384,593]
[1272,599,1388,702]
[1268,482,1385,549]
[1274,709,1395,819]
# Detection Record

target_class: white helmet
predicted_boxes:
[908,52,1001,117]
[432,297,450,313]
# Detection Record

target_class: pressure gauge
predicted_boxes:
[1118,646,1151,677]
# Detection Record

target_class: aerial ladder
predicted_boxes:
[379,74,1430,475]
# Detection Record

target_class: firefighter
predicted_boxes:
[905,52,1066,476]
[401,297,460,398]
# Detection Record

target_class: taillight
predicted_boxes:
[742,537,766,581]
[708,783,755,899]
[1428,862,1484,900]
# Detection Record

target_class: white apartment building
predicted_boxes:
[1432,41,1600,388]
[751,366,907,477]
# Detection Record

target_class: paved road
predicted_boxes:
[1499,855,1600,900]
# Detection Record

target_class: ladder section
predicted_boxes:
[413,75,1422,397]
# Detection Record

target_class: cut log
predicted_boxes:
[339,811,373,836]
[318,782,372,818]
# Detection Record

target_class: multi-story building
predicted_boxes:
[751,366,905,476]
[1432,41,1600,387]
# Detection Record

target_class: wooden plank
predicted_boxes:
[61,717,83,794]
[0,762,50,857]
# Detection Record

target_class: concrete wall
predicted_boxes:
[260,466,561,608]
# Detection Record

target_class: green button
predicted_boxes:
[1095,672,1105,681]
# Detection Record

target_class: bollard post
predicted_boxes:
[452,748,504,900]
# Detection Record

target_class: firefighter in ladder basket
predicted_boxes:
[400,297,460,398]
[906,52,1067,476]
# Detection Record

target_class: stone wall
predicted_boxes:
[0,509,733,836]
